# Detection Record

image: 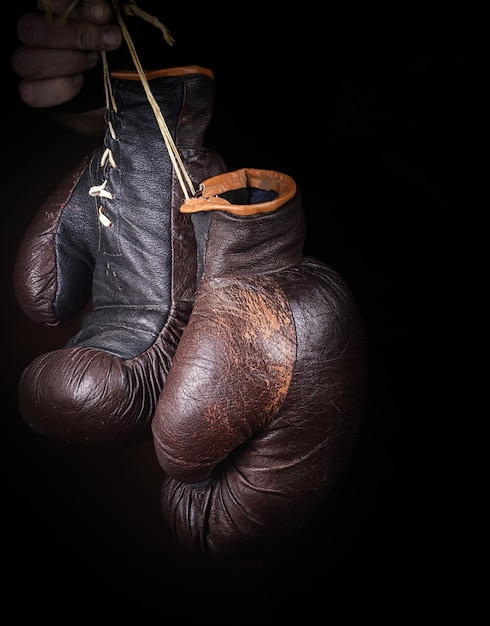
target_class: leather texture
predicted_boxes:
[13,66,227,446]
[152,168,368,561]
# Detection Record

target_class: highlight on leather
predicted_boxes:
[13,66,227,446]
[152,168,368,562]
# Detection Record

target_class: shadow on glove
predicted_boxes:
[152,168,369,562]
[13,66,227,446]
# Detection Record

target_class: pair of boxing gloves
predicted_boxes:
[13,66,368,562]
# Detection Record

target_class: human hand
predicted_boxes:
[12,0,123,109]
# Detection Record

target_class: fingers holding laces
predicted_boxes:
[36,0,115,24]
[12,1,122,108]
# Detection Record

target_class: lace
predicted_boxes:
[109,1,195,199]
[45,0,196,230]
[47,1,174,46]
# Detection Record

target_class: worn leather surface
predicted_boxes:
[13,68,227,446]
[152,169,368,561]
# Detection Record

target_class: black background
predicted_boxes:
[2,3,488,622]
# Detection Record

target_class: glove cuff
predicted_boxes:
[185,168,305,279]
[182,168,297,216]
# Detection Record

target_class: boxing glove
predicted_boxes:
[151,168,368,561]
[13,66,227,446]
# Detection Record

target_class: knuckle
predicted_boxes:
[84,1,115,24]
[75,24,100,50]
[58,75,84,101]
[38,0,114,23]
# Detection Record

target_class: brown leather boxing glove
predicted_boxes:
[151,168,368,561]
[13,66,226,446]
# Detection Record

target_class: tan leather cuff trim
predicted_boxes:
[110,66,214,81]
[181,169,297,216]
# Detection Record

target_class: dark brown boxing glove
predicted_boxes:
[13,66,226,446]
[152,168,368,561]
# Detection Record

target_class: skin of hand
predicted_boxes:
[12,0,123,134]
